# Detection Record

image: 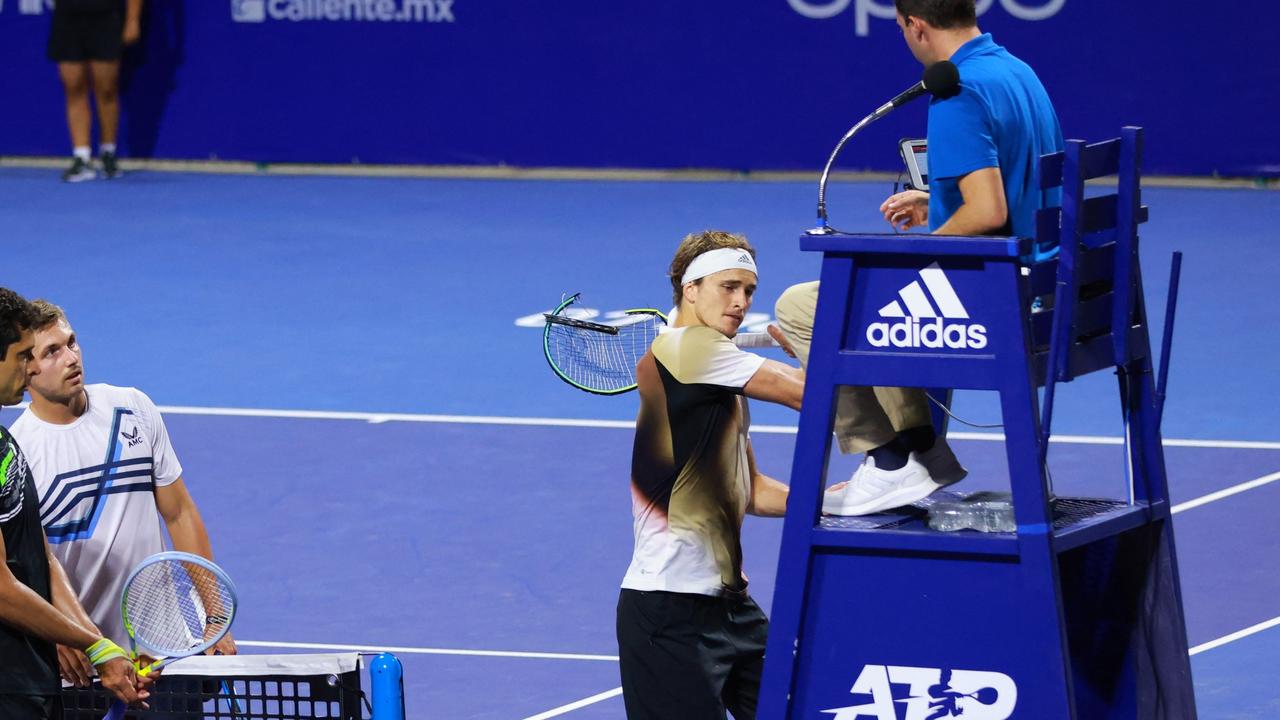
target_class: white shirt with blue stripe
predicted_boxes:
[10,384,183,647]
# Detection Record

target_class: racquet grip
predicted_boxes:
[102,700,127,720]
[733,332,779,349]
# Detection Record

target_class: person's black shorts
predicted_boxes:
[47,11,123,63]
[0,694,61,720]
[617,588,769,720]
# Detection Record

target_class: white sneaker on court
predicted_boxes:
[822,453,944,516]
[916,437,967,485]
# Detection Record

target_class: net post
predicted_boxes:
[370,652,405,719]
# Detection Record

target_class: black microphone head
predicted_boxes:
[923,60,961,99]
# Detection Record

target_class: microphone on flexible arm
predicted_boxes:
[812,60,961,234]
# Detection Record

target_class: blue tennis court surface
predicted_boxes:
[1,167,1277,718]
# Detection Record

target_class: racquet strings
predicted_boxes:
[124,558,235,657]
[545,311,663,392]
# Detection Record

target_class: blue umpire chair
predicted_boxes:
[758,127,1196,719]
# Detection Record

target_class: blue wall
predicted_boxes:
[1,0,1276,175]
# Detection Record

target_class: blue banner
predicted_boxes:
[1,0,1275,176]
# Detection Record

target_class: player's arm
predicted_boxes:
[47,540,98,688]
[156,478,237,655]
[931,166,1008,236]
[156,478,214,560]
[744,439,788,517]
[123,0,143,44]
[742,359,804,411]
[0,532,145,705]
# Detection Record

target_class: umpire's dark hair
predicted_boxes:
[0,287,37,362]
[894,0,977,29]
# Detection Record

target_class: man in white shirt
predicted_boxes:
[10,300,236,688]
[0,287,147,718]
[618,231,804,720]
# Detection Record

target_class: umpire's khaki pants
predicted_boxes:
[774,281,932,454]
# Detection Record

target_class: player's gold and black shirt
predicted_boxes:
[621,326,765,597]
[0,426,58,696]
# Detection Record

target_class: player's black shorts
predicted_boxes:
[0,694,61,720]
[617,588,769,720]
[47,10,123,63]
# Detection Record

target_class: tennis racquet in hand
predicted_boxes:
[102,551,238,720]
[543,293,667,395]
[542,293,785,395]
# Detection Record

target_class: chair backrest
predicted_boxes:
[1027,126,1149,385]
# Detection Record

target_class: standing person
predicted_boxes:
[774,0,1063,517]
[48,0,142,182]
[10,300,236,691]
[617,231,804,720]
[0,288,146,719]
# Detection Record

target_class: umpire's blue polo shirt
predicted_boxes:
[927,33,1064,261]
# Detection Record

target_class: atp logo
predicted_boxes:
[823,665,1017,720]
[865,262,988,350]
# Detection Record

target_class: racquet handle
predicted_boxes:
[100,658,169,719]
[733,332,780,349]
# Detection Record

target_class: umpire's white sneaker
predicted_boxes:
[822,453,943,516]
[917,437,968,485]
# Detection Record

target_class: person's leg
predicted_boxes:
[55,61,97,182]
[720,597,769,720]
[87,10,125,178]
[617,590,727,719]
[773,281,899,454]
[775,281,958,514]
[89,61,121,147]
[58,62,93,152]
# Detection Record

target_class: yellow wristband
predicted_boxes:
[85,638,127,666]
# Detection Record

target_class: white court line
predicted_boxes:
[1171,470,1280,514]
[143,404,1280,450]
[521,688,624,720]
[1189,615,1280,656]
[236,639,617,661]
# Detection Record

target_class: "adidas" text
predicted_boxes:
[866,317,988,350]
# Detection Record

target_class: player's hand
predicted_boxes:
[208,630,238,656]
[137,654,164,678]
[766,324,797,359]
[122,18,141,45]
[57,644,95,688]
[97,657,150,709]
[880,190,929,231]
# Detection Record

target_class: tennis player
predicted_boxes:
[0,288,147,719]
[10,300,236,690]
[617,231,803,720]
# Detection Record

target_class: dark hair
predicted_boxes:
[668,231,756,307]
[0,287,37,362]
[893,0,977,29]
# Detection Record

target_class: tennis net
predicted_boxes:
[61,653,368,720]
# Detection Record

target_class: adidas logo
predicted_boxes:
[866,262,988,350]
[737,253,752,263]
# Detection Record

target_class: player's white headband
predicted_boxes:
[680,248,758,285]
